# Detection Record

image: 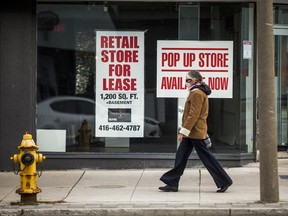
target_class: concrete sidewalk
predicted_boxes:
[0,158,288,215]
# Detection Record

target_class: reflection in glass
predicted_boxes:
[37,2,255,154]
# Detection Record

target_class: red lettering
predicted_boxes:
[199,53,205,67]
[216,53,223,67]
[199,52,229,67]
[121,36,129,48]
[101,50,138,62]
[100,36,139,48]
[161,77,186,90]
[114,36,122,48]
[183,53,196,67]
[109,64,131,76]
[115,78,122,90]
[162,52,180,67]
[101,50,109,62]
[100,36,108,48]
[223,53,228,67]
[208,77,229,90]
[102,78,136,91]
[133,36,139,48]
[123,78,136,90]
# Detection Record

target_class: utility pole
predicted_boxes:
[257,0,279,202]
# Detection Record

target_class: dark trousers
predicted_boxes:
[160,138,232,188]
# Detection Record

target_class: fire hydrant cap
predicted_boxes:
[23,133,33,140]
[18,132,38,150]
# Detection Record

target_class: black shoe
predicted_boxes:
[217,181,233,193]
[158,185,178,192]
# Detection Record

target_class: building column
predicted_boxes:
[0,1,37,171]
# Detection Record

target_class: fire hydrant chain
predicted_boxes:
[37,161,44,177]
[12,162,28,175]
[12,161,20,175]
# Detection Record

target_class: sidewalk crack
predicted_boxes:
[62,171,86,201]
[129,169,144,202]
[0,186,18,202]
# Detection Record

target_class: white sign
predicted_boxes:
[37,129,66,152]
[157,41,233,98]
[243,41,252,59]
[95,31,144,137]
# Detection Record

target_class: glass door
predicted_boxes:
[274,25,288,149]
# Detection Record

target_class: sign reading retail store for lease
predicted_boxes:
[95,31,144,137]
[157,41,233,98]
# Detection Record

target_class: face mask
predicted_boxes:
[185,82,192,89]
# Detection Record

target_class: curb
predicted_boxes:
[1,208,288,216]
[1,202,288,216]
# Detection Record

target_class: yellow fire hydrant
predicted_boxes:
[10,132,46,203]
[76,119,92,151]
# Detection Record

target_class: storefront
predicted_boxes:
[0,1,287,170]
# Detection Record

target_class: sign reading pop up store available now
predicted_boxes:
[95,31,144,137]
[157,41,233,98]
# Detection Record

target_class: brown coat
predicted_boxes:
[179,88,208,139]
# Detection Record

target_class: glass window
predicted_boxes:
[197,3,255,153]
[78,100,95,115]
[50,100,78,114]
[274,5,288,149]
[274,5,288,25]
[37,2,255,154]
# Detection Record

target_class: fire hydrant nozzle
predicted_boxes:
[10,133,46,204]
